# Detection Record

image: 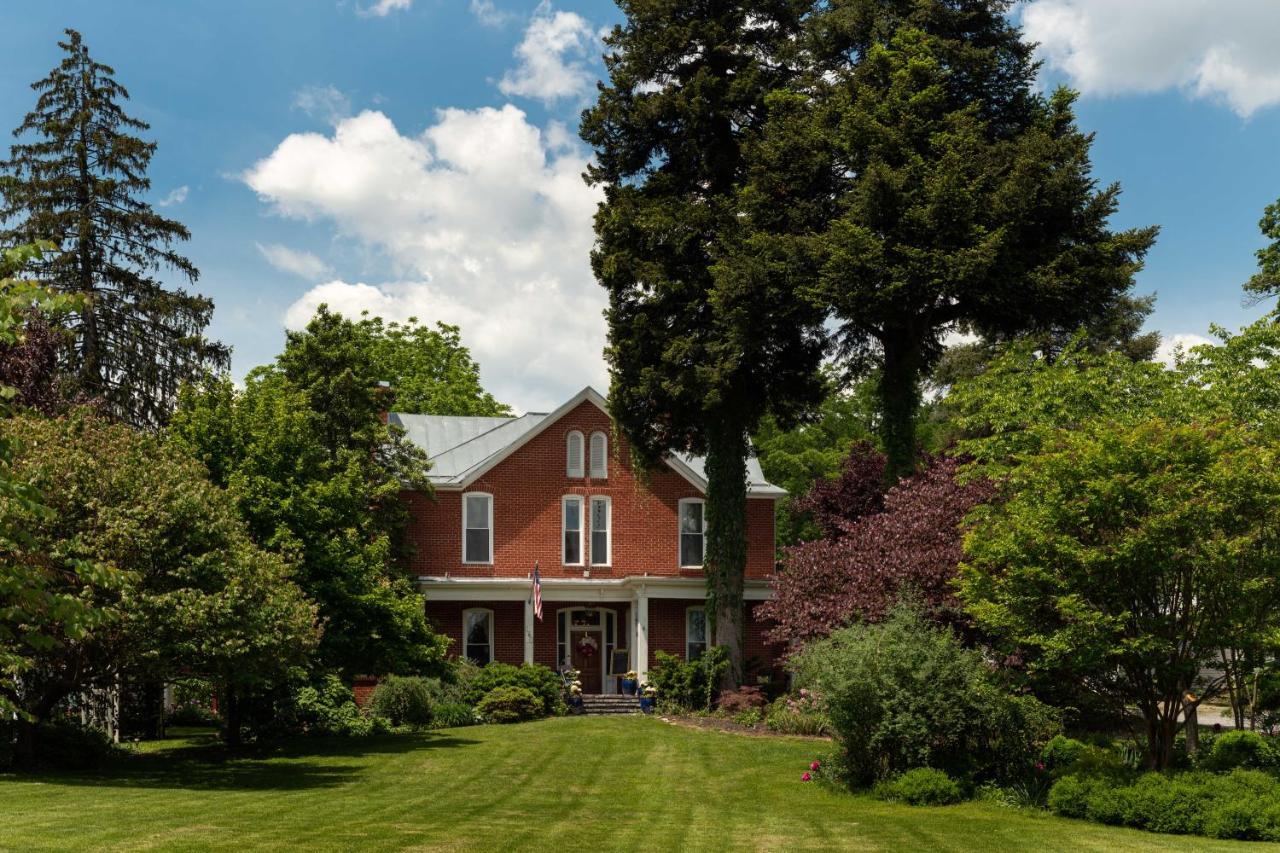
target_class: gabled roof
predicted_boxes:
[389,386,785,496]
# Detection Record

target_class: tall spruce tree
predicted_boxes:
[581,1,828,684]
[0,29,228,426]
[746,1,1157,481]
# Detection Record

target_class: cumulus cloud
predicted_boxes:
[470,0,510,27]
[293,85,351,125]
[243,106,605,411]
[157,185,188,207]
[498,2,600,104]
[1022,0,1280,117]
[1156,332,1215,366]
[358,0,410,17]
[256,243,331,280]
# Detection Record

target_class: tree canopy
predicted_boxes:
[0,29,227,426]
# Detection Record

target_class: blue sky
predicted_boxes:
[2,1,1279,411]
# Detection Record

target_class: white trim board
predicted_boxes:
[418,574,776,602]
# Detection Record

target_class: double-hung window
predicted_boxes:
[686,606,707,661]
[563,496,584,565]
[679,498,705,568]
[462,492,493,564]
[463,608,494,665]
[589,496,611,566]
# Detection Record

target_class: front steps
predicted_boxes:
[578,694,642,715]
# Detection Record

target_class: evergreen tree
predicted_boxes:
[0,29,228,426]
[581,1,829,684]
[746,2,1157,481]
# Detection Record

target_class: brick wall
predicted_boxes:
[401,400,777,580]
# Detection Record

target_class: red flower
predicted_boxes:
[1035,761,1045,773]
[810,761,820,771]
[801,772,812,782]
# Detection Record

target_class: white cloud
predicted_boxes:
[256,243,331,280]
[243,106,605,411]
[158,185,188,207]
[293,85,351,125]
[1156,332,1215,366]
[470,0,510,27]
[358,0,410,18]
[498,2,599,104]
[1022,0,1280,117]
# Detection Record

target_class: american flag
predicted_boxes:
[532,561,543,621]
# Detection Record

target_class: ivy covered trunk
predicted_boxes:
[704,416,748,689]
[877,331,923,484]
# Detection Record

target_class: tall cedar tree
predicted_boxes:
[581,1,828,684]
[747,2,1156,481]
[0,30,228,426]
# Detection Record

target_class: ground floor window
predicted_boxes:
[686,606,707,661]
[463,608,494,665]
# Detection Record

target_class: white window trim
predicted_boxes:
[566,430,584,478]
[562,495,584,566]
[589,495,612,567]
[462,607,495,665]
[461,491,494,565]
[589,431,608,479]
[685,605,708,661]
[678,497,706,568]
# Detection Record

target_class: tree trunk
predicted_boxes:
[704,415,748,689]
[878,331,923,484]
[222,685,242,748]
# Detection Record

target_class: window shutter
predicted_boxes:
[589,432,607,478]
[566,431,583,477]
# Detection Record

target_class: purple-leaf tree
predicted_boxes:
[760,455,994,645]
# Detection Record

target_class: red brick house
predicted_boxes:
[395,387,783,695]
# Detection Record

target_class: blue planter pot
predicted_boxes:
[621,679,638,696]
[639,697,654,713]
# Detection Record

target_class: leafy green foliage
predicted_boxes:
[171,306,450,679]
[292,674,388,737]
[0,30,227,426]
[960,418,1280,769]
[368,676,434,730]
[476,686,542,724]
[649,647,731,712]
[790,603,1059,786]
[0,411,318,757]
[1202,731,1275,773]
[875,768,963,806]
[431,701,478,729]
[460,662,563,717]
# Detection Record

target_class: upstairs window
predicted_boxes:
[566,431,584,478]
[590,496,611,566]
[563,495,583,566]
[462,492,493,564]
[686,607,707,661]
[463,608,494,665]
[589,431,608,478]
[679,498,705,568]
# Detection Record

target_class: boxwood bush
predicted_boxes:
[875,768,963,806]
[477,686,543,724]
[462,663,564,717]
[368,676,433,729]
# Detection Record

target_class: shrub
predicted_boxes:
[294,675,387,737]
[167,703,219,727]
[732,708,763,727]
[649,646,730,711]
[790,602,1060,786]
[477,686,542,724]
[0,719,121,771]
[1203,730,1273,772]
[875,768,963,806]
[432,701,478,729]
[1046,775,1091,818]
[462,663,563,717]
[765,706,832,737]
[1041,735,1088,771]
[368,676,434,729]
[718,686,767,714]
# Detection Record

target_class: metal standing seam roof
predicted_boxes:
[388,387,785,496]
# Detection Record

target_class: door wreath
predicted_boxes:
[576,634,599,657]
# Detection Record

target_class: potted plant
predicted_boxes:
[568,680,583,710]
[621,670,638,696]
[639,682,656,712]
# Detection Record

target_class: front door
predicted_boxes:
[571,631,602,693]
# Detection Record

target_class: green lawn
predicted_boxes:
[0,716,1272,851]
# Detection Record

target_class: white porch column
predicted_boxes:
[523,596,535,665]
[633,586,649,681]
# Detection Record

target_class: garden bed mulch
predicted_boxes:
[657,714,832,741]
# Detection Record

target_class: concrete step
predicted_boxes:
[577,694,643,715]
